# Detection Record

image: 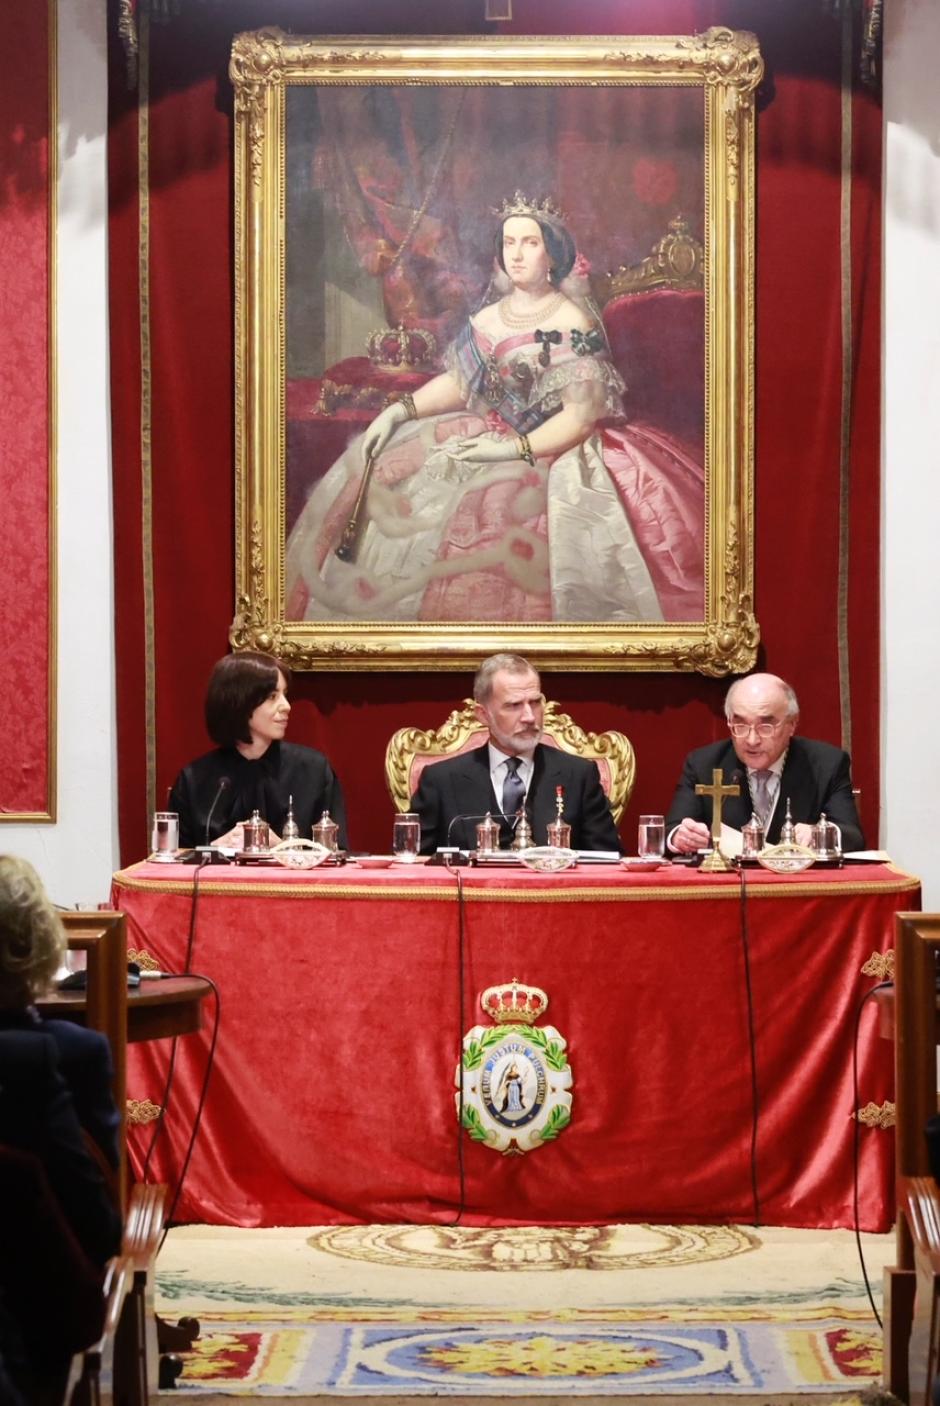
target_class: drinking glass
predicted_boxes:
[392,812,421,862]
[637,814,665,859]
[151,811,180,861]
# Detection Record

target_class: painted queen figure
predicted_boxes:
[286,194,704,623]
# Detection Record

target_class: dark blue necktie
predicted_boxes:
[502,756,525,821]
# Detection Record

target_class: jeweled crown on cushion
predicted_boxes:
[481,978,548,1024]
[367,322,438,371]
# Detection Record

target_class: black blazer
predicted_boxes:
[169,740,347,849]
[664,735,865,851]
[0,1008,120,1171]
[0,1027,121,1269]
[412,742,621,854]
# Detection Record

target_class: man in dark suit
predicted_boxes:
[666,672,864,853]
[413,653,621,854]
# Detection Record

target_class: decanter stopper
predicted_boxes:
[312,810,339,852]
[778,798,796,845]
[475,811,500,854]
[282,794,300,843]
[242,809,269,853]
[741,812,764,859]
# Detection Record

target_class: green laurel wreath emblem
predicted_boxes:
[462,1022,569,1074]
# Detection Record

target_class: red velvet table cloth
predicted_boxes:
[112,860,918,1231]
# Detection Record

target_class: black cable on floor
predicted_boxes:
[160,972,221,1251]
[738,863,761,1226]
[853,979,893,1329]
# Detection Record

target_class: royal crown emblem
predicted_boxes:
[457,979,573,1156]
[366,322,438,371]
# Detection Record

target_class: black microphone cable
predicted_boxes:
[737,860,762,1227]
[852,978,893,1329]
[142,851,212,1179]
[447,854,468,1225]
[158,972,221,1251]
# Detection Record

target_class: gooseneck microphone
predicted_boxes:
[204,776,231,848]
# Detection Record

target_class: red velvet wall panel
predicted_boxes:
[108,0,881,859]
[0,1,54,819]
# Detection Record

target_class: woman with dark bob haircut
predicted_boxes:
[169,651,347,848]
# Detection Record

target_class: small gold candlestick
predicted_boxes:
[281,794,300,844]
[695,768,740,873]
[546,785,571,849]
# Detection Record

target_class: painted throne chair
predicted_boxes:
[599,213,705,455]
[385,700,635,825]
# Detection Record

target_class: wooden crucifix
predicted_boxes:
[695,768,740,873]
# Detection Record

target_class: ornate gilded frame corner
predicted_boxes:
[231,28,761,674]
[385,697,634,822]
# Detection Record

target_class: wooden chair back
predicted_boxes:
[59,912,129,1206]
[385,698,635,824]
[67,1256,132,1406]
[884,912,940,1403]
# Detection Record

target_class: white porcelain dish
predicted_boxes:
[269,839,332,869]
[353,855,398,870]
[619,857,667,872]
[519,846,578,873]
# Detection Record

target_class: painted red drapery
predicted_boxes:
[115,860,914,1231]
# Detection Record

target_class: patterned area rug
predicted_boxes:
[156,1223,891,1396]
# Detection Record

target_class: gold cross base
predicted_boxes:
[700,847,735,873]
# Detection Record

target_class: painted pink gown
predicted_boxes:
[285,318,704,623]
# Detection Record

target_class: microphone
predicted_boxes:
[204,777,231,849]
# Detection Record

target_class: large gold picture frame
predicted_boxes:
[230,30,761,673]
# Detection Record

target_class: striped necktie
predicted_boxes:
[751,769,773,826]
[502,756,526,821]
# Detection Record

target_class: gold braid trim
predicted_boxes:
[111,866,921,904]
[127,947,160,971]
[127,1098,162,1125]
[860,949,894,981]
[852,1101,895,1130]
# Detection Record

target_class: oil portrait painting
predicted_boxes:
[231,33,762,671]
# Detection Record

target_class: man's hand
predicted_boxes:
[670,818,711,854]
[794,823,815,848]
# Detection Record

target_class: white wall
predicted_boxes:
[882,0,940,908]
[1,0,118,906]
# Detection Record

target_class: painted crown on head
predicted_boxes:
[481,978,549,1025]
[493,191,568,226]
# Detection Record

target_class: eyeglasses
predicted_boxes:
[727,719,786,739]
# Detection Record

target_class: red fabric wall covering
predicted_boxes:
[108,0,882,860]
[0,1,54,819]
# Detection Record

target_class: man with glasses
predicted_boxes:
[412,652,621,854]
[665,673,864,854]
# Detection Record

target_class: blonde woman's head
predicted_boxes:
[0,855,66,1006]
